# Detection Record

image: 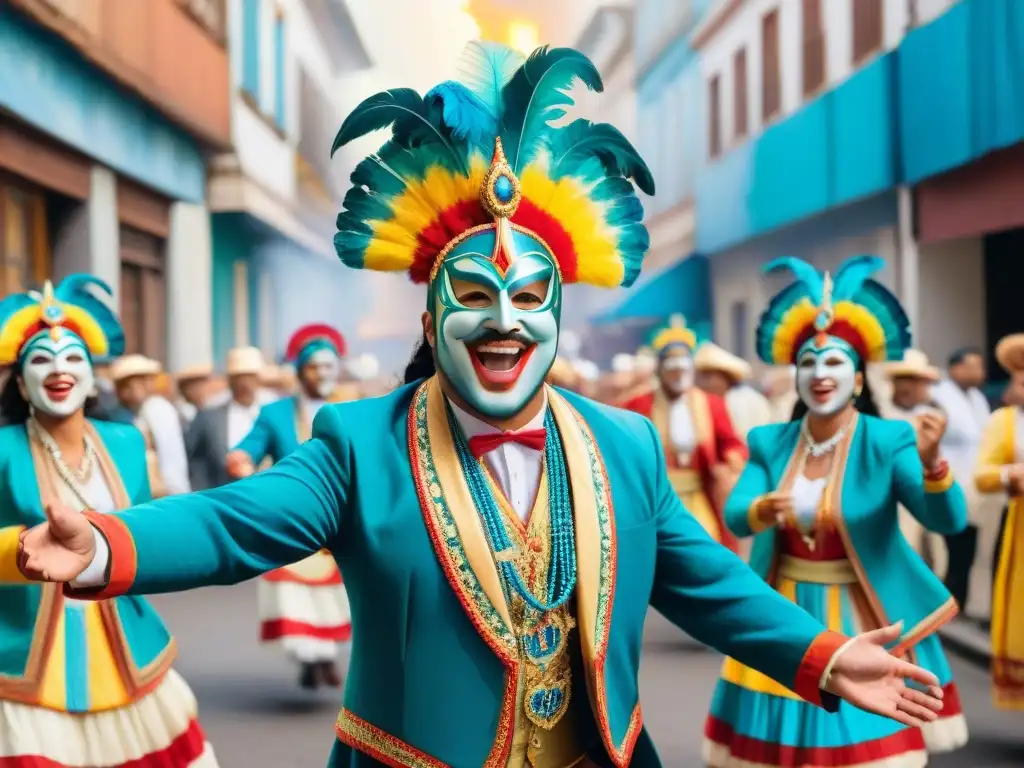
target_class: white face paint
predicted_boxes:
[304,348,341,399]
[660,352,695,395]
[20,332,95,418]
[796,342,858,416]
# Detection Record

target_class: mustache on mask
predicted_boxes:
[461,328,533,346]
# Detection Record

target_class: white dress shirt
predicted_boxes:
[301,395,327,435]
[68,468,121,589]
[226,400,261,451]
[450,397,547,523]
[931,378,990,486]
[137,395,191,495]
[668,395,697,456]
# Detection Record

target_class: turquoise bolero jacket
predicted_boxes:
[0,420,174,704]
[234,396,300,464]
[72,382,848,768]
[726,416,967,651]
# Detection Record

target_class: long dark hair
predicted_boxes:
[0,367,102,425]
[403,331,436,385]
[790,360,880,420]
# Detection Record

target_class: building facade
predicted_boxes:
[208,0,371,366]
[0,0,230,370]
[691,0,1017,372]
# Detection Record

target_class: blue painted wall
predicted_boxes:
[696,54,898,254]
[898,0,1024,183]
[0,7,206,203]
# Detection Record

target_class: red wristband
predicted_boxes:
[924,458,949,482]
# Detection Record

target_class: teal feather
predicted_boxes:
[52,275,125,359]
[451,41,524,117]
[330,88,466,173]
[549,119,654,195]
[499,46,603,172]
[763,257,825,305]
[424,81,497,150]
[832,255,885,299]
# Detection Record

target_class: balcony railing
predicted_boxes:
[10,0,230,148]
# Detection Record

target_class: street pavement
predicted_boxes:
[155,582,1024,767]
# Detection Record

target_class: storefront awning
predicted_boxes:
[591,254,711,326]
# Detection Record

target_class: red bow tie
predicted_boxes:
[468,428,547,458]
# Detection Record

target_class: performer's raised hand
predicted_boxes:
[226,450,256,480]
[17,502,96,583]
[824,622,944,727]
[915,412,947,468]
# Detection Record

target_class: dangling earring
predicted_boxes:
[853,385,863,399]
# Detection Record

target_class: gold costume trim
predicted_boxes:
[776,556,858,585]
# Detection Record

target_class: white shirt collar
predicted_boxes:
[448,392,547,439]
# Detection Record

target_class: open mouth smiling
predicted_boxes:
[469,338,536,390]
[43,376,76,403]
[809,380,836,403]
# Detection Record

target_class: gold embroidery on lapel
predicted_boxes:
[547,389,642,767]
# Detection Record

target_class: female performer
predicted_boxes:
[0,277,216,766]
[973,332,1024,711]
[704,256,969,767]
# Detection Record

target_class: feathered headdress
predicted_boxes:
[650,314,698,356]
[0,275,125,366]
[285,324,346,368]
[332,42,654,289]
[755,255,910,366]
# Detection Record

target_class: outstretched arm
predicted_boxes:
[646,420,842,710]
[891,422,967,536]
[723,428,776,539]
[62,406,351,599]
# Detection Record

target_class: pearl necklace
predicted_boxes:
[800,417,847,458]
[28,418,95,508]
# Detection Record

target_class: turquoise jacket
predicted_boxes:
[0,420,174,710]
[234,396,300,464]
[726,415,967,651]
[75,381,846,768]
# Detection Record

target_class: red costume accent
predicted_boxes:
[468,428,547,458]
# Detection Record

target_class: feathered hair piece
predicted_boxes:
[650,314,697,355]
[332,41,654,289]
[285,324,346,364]
[0,275,125,366]
[755,255,911,366]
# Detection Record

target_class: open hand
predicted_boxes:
[826,623,944,727]
[18,502,96,583]
[916,413,947,469]
[226,450,256,480]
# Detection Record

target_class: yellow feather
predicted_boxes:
[771,300,818,364]
[834,301,887,361]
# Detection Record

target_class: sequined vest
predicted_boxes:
[485,468,588,768]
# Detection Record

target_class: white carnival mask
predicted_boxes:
[304,348,341,399]
[795,340,857,416]
[20,332,95,418]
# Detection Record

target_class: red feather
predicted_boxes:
[286,324,346,361]
[791,319,869,364]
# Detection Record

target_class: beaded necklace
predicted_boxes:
[447,404,577,613]
[28,418,96,509]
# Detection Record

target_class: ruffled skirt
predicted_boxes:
[704,576,968,767]
[0,669,217,767]
[258,555,351,664]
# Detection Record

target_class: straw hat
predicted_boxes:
[258,363,282,386]
[611,353,635,374]
[886,349,940,381]
[694,342,751,382]
[634,347,658,374]
[110,354,161,383]
[996,334,1024,374]
[226,346,264,376]
[175,363,213,382]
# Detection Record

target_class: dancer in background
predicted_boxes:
[694,341,773,440]
[621,315,746,551]
[705,256,968,767]
[226,324,355,691]
[973,332,1024,711]
[0,277,216,767]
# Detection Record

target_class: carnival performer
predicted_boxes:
[19,44,948,768]
[621,315,747,551]
[973,332,1024,711]
[704,256,969,767]
[0,276,217,767]
[226,324,356,690]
